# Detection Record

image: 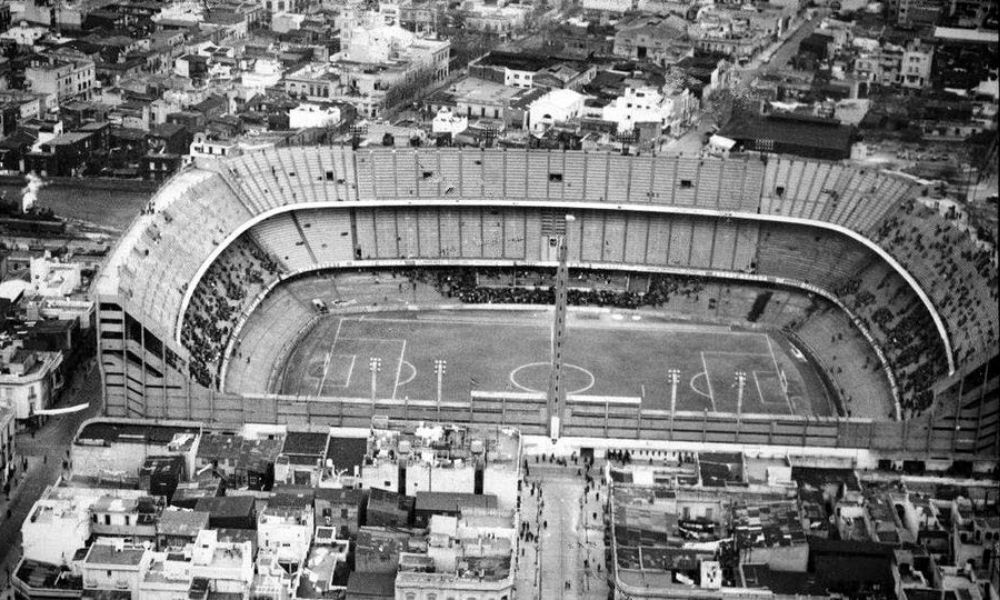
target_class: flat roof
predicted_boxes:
[415,492,497,513]
[933,27,999,43]
[282,431,329,456]
[85,545,146,567]
[76,421,200,445]
[158,508,210,536]
[346,572,395,596]
[326,436,367,471]
[195,495,255,517]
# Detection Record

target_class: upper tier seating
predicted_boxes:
[870,198,999,365]
[181,236,284,386]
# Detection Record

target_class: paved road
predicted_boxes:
[0,364,100,596]
[524,461,609,600]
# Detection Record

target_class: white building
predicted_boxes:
[360,424,520,511]
[241,59,284,98]
[190,529,254,595]
[139,551,194,600]
[0,339,63,421]
[601,86,677,134]
[186,133,240,164]
[0,23,49,46]
[582,0,635,13]
[25,54,96,103]
[258,502,315,565]
[80,540,153,598]
[289,103,342,129]
[901,40,934,89]
[396,510,518,600]
[29,256,82,297]
[528,89,587,131]
[431,107,468,136]
[22,485,148,565]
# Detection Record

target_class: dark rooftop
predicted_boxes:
[76,421,199,445]
[326,436,367,472]
[415,492,498,513]
[282,431,329,457]
[718,113,853,153]
[475,51,561,72]
[15,559,82,591]
[195,496,256,517]
[346,572,396,596]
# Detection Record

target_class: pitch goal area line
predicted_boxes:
[765,334,795,414]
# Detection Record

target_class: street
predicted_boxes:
[0,363,100,597]
[516,459,609,600]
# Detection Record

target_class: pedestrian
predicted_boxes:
[543,520,547,529]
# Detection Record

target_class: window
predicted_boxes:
[775,186,785,197]
[104,515,111,525]
[679,179,693,189]
[341,508,349,519]
[549,173,563,183]
[124,515,130,526]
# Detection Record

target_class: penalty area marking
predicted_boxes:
[700,352,718,412]
[509,362,595,395]
[391,340,407,400]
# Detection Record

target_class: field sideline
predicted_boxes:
[276,309,837,417]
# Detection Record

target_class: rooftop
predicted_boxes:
[415,492,498,513]
[158,508,210,537]
[76,421,199,446]
[84,544,147,567]
[282,431,330,457]
[365,423,519,471]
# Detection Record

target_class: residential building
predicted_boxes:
[80,540,153,599]
[395,509,518,600]
[25,54,97,103]
[89,495,162,540]
[289,103,342,130]
[157,508,211,549]
[258,493,316,565]
[189,529,255,595]
[138,551,194,600]
[359,423,520,510]
[613,15,692,65]
[0,340,63,422]
[901,39,934,89]
[528,89,588,131]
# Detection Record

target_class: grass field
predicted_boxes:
[277,310,836,417]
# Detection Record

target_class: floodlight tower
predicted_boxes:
[369,357,382,407]
[547,214,575,441]
[434,359,446,418]
[668,369,681,438]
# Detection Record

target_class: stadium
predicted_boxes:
[95,147,999,458]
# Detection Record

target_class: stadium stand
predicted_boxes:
[94,147,997,455]
[755,223,873,288]
[296,209,355,264]
[181,236,284,386]
[251,213,315,272]
[870,198,999,366]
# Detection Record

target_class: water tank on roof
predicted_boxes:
[470,440,484,455]
[398,440,411,456]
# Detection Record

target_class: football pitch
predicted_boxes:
[276,309,836,417]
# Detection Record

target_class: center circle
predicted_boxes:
[509,362,595,395]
